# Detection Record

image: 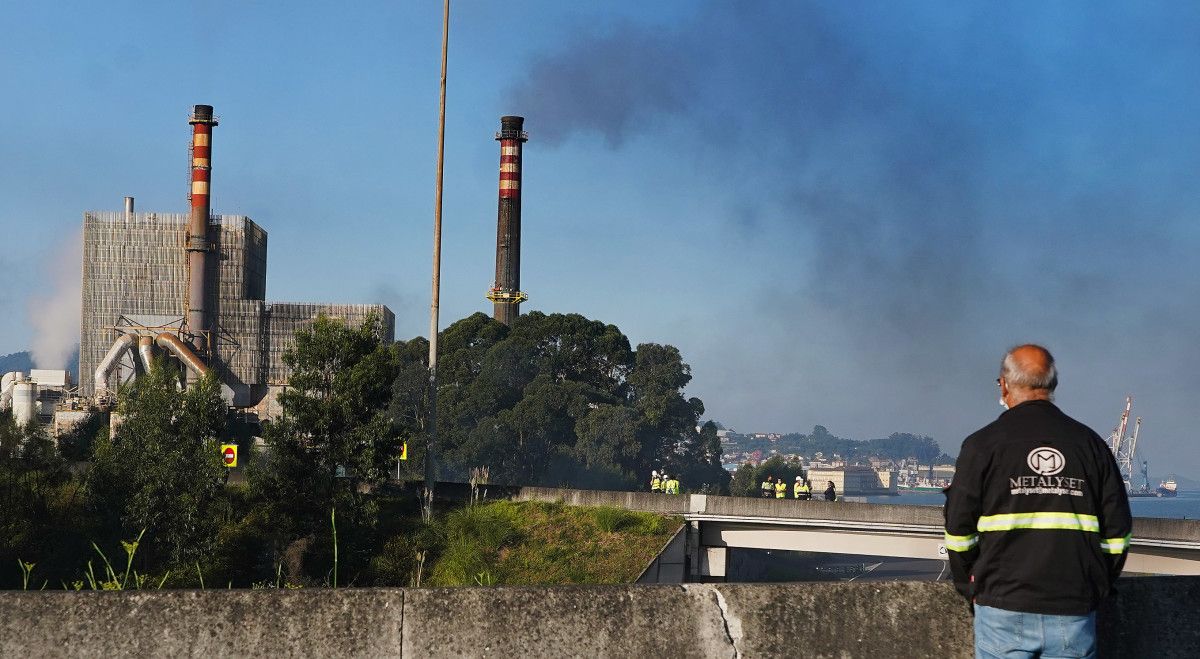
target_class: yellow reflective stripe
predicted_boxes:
[1100,533,1132,554]
[977,512,1100,532]
[944,532,979,552]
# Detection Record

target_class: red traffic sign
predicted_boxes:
[220,444,238,467]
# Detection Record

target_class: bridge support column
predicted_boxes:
[686,520,727,582]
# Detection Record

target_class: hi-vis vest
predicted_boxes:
[795,482,810,497]
[761,480,773,493]
[651,476,661,492]
[775,482,787,498]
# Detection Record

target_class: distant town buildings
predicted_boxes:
[719,429,957,495]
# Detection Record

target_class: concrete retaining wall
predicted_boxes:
[2,578,1197,658]
[508,486,1200,542]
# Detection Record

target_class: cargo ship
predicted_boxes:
[1156,479,1178,498]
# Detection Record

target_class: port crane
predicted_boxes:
[1108,396,1146,493]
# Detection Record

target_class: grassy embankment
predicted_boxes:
[420,500,681,586]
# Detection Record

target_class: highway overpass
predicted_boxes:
[501,487,1200,582]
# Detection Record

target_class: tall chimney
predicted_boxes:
[487,116,529,325]
[187,104,218,361]
[124,196,134,221]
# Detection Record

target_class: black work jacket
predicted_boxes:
[943,400,1132,615]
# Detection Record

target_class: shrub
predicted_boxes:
[592,506,633,533]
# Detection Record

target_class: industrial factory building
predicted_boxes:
[8,104,541,429]
[79,207,392,414]
[74,104,392,418]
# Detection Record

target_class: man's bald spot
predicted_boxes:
[1001,344,1058,392]
[1010,345,1053,381]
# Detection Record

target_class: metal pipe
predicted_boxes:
[187,105,218,362]
[94,334,135,394]
[0,371,22,410]
[425,0,451,521]
[488,115,529,325]
[155,333,210,379]
[138,335,155,372]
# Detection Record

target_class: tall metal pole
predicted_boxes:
[424,0,450,521]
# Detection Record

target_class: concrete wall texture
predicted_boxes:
[1,578,1197,658]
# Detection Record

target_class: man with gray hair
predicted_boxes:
[944,344,1131,658]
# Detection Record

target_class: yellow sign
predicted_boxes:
[399,442,408,461]
[220,444,238,468]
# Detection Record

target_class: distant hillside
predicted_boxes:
[0,346,79,378]
[0,351,34,374]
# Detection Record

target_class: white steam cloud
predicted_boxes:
[28,230,82,371]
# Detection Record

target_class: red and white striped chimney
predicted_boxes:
[187,104,218,360]
[488,116,529,325]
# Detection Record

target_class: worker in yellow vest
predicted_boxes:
[775,479,787,498]
[650,470,662,493]
[761,476,775,498]
[663,474,679,495]
[794,476,811,500]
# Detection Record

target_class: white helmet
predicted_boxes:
[652,470,659,476]
[796,476,802,481]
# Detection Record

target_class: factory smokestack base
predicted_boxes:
[187,104,218,361]
[487,115,529,325]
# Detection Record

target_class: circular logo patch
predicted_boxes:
[1027,447,1066,476]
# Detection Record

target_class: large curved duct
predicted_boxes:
[94,334,136,394]
[138,336,155,373]
[1,371,24,410]
[155,333,209,379]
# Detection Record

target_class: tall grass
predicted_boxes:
[429,501,521,586]
[593,506,634,533]
[79,529,149,590]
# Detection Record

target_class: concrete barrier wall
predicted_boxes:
[511,486,692,514]
[507,486,1200,542]
[1,578,1196,658]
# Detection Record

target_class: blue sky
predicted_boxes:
[3,2,1199,476]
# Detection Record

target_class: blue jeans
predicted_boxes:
[974,604,1096,659]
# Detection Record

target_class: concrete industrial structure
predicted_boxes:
[0,369,73,426]
[806,465,898,496]
[78,105,393,417]
[486,115,529,325]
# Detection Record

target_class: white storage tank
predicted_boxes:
[13,382,38,426]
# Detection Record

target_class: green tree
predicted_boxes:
[727,455,806,498]
[250,313,400,579]
[387,312,719,491]
[729,462,758,497]
[0,414,87,588]
[675,421,730,493]
[88,364,227,570]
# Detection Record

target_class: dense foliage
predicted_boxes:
[729,455,809,498]
[389,312,729,493]
[1,310,722,589]
[89,365,228,568]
